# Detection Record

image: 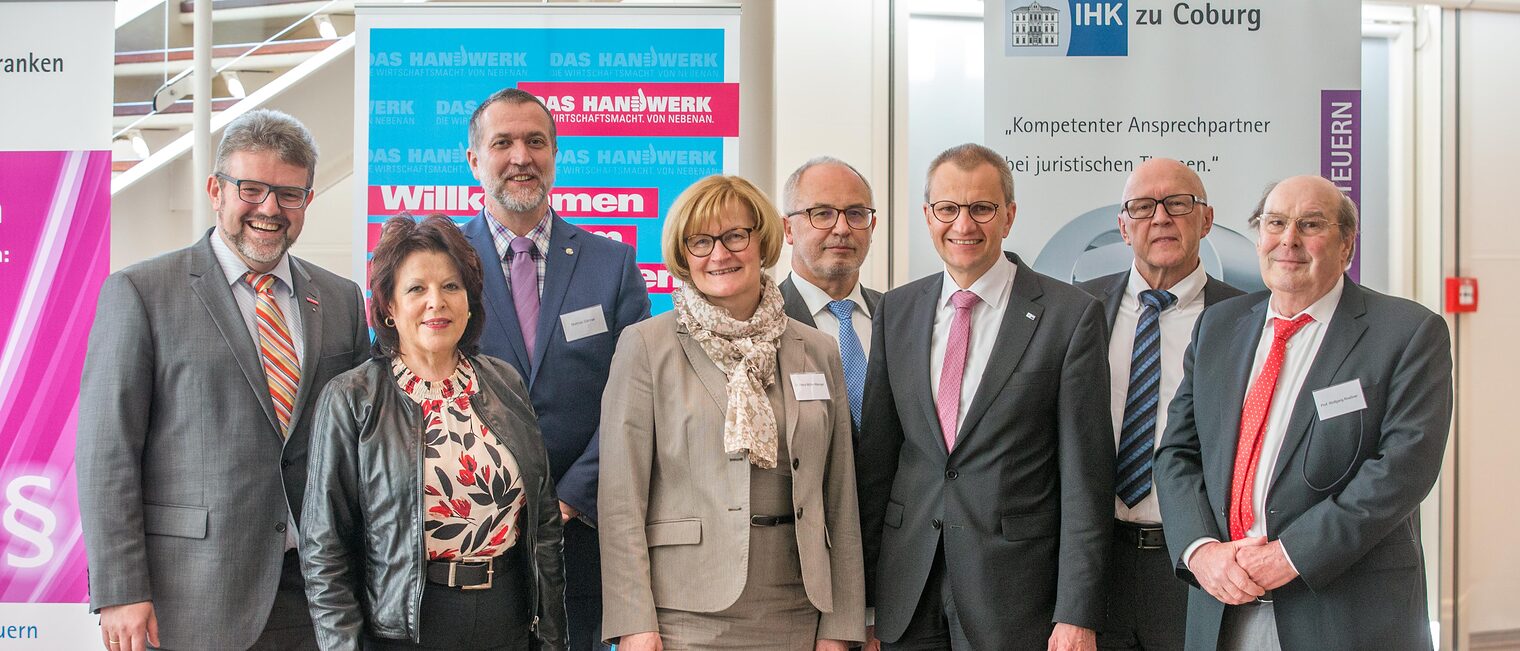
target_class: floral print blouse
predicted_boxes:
[394,357,526,561]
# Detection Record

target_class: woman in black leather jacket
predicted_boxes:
[300,214,566,650]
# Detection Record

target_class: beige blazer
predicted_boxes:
[599,311,865,643]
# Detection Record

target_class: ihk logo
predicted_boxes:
[1005,0,1128,57]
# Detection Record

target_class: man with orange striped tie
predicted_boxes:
[78,109,371,651]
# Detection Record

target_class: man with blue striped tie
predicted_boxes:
[1079,158,1244,650]
[778,157,882,439]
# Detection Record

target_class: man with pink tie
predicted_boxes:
[856,143,1113,651]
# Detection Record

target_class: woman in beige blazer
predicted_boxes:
[599,175,865,651]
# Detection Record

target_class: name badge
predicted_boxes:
[1313,379,1367,421]
[560,305,608,342]
[789,372,830,401]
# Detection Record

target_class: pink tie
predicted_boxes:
[509,236,540,363]
[937,290,980,451]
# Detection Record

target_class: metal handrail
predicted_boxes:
[111,0,344,141]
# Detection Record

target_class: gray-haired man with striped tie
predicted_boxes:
[78,109,370,651]
[778,156,882,439]
[1078,158,1243,650]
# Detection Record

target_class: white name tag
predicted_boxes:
[790,372,831,401]
[1313,379,1367,421]
[560,305,608,342]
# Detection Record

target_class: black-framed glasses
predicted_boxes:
[1258,213,1340,237]
[1123,194,1206,220]
[928,200,1001,224]
[215,172,313,210]
[684,227,754,257]
[788,205,876,230]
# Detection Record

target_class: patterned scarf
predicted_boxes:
[673,274,789,469]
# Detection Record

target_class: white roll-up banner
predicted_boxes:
[986,0,1360,291]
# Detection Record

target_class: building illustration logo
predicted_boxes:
[1004,0,1128,57]
[1010,1,1060,47]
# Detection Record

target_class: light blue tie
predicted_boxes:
[826,299,867,429]
[1117,289,1177,508]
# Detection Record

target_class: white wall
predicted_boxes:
[772,0,891,290]
[1453,8,1520,648]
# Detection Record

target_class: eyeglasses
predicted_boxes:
[928,200,1001,224]
[215,173,313,210]
[1258,213,1340,237]
[1123,194,1206,220]
[788,205,876,230]
[684,227,754,257]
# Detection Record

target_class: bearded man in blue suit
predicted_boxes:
[459,87,651,651]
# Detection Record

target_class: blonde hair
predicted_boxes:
[662,175,784,284]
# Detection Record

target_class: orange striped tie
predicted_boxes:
[247,272,301,437]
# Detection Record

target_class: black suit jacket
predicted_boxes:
[1154,279,1449,651]
[778,274,883,328]
[1076,269,1246,334]
[857,252,1113,649]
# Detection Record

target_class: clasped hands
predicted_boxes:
[1190,536,1298,605]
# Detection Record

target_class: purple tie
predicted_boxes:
[937,290,980,451]
[509,236,540,361]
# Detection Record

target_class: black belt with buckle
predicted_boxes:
[426,557,496,590]
[750,514,796,527]
[1114,520,1167,550]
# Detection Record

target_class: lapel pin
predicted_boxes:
[565,247,574,255]
[1025,312,1036,320]
[307,296,320,306]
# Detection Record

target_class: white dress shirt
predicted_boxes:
[1184,277,1346,570]
[1109,263,1207,525]
[784,272,872,360]
[929,255,1017,435]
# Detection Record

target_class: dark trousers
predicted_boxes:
[366,548,532,651]
[882,542,974,651]
[1097,524,1187,651]
[247,549,319,650]
[564,519,608,651]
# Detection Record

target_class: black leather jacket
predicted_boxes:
[300,355,567,651]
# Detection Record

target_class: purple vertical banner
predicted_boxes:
[1321,90,1361,280]
[0,150,111,602]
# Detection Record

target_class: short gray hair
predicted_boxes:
[782,156,874,213]
[924,143,1014,203]
[468,87,558,151]
[214,109,319,186]
[1247,179,1360,241]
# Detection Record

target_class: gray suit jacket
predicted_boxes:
[1154,279,1450,651]
[599,312,865,643]
[857,252,1113,650]
[778,275,883,329]
[77,232,370,650]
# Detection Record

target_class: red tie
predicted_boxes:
[1229,313,1314,540]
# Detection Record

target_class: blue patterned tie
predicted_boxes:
[827,299,867,429]
[1116,289,1177,508]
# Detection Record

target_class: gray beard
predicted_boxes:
[223,224,290,265]
[492,184,547,214]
